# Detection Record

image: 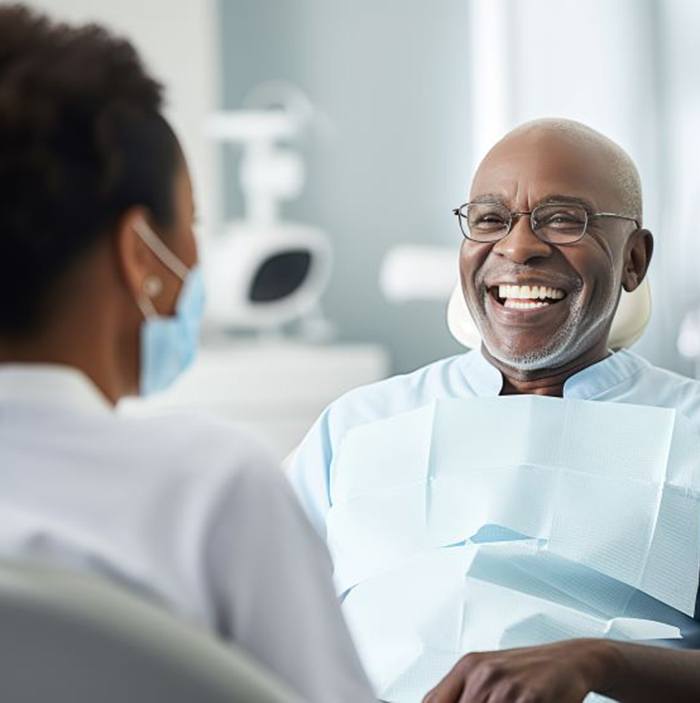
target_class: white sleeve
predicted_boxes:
[203,452,375,703]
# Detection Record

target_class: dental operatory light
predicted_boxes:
[204,83,333,337]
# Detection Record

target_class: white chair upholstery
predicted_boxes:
[0,558,302,703]
[447,278,652,351]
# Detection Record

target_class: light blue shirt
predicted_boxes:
[289,349,700,537]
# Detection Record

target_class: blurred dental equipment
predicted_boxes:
[204,83,332,337]
[123,84,388,459]
[379,245,457,302]
[677,306,700,377]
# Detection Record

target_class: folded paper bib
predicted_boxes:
[327,396,700,703]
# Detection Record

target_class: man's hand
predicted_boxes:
[422,639,620,703]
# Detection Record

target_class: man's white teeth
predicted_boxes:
[497,284,566,300]
[504,299,549,310]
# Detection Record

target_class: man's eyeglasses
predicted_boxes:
[452,200,640,245]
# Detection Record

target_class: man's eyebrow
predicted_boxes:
[535,194,597,211]
[470,193,506,204]
[469,193,597,211]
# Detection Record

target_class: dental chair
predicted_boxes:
[0,558,302,703]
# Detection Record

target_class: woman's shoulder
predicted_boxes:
[113,409,281,485]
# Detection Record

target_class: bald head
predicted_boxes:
[483,118,643,225]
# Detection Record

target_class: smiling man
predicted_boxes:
[458,120,648,395]
[288,119,700,702]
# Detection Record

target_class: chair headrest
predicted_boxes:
[447,277,651,351]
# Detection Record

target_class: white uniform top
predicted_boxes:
[0,364,374,703]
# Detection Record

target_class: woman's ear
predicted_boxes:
[622,228,654,292]
[113,207,154,301]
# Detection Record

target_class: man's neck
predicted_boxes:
[482,341,611,397]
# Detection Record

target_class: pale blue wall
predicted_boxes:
[217,0,471,373]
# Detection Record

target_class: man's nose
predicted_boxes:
[491,215,553,264]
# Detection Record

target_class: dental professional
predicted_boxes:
[289,119,700,702]
[0,6,374,702]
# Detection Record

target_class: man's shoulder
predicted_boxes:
[623,351,700,426]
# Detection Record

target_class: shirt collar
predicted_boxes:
[460,347,647,400]
[459,348,503,396]
[562,348,647,399]
[0,364,114,415]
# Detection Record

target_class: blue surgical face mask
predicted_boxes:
[133,220,205,396]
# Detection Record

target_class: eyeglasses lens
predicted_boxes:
[531,203,587,244]
[460,202,588,243]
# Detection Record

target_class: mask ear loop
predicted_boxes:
[132,218,188,319]
[133,218,190,280]
[136,275,163,319]
[137,277,161,319]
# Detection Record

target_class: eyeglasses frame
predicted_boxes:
[452,200,640,244]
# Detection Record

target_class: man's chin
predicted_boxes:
[471,286,616,374]
[473,294,586,372]
[481,337,572,372]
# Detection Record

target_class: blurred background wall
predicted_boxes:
[28,0,220,244]
[216,0,700,375]
[217,0,469,373]
[467,0,692,377]
[22,1,700,437]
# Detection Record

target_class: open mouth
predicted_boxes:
[489,284,567,310]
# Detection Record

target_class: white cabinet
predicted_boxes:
[120,340,388,461]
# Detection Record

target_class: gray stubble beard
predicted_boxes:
[474,286,618,372]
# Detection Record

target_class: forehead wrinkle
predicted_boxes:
[471,156,595,211]
[473,118,642,223]
[474,151,611,214]
[532,193,598,212]
[470,192,598,213]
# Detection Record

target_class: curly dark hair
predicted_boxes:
[0,4,180,335]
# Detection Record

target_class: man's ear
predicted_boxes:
[113,207,154,301]
[622,228,653,292]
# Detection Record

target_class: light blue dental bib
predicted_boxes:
[327,396,700,703]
